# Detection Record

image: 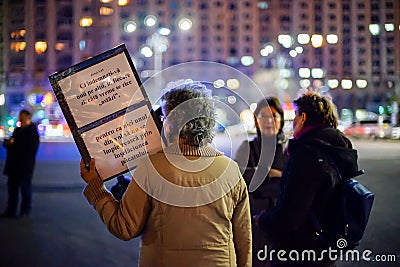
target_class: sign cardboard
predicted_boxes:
[49,44,162,181]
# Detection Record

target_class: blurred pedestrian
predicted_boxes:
[80,81,252,266]
[235,96,286,267]
[255,91,359,266]
[1,109,40,219]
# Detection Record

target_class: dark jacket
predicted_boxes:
[259,126,360,252]
[235,132,286,214]
[3,123,40,178]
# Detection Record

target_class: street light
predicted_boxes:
[127,16,192,89]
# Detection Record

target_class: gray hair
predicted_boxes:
[161,81,215,146]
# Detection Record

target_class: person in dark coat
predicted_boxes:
[255,91,361,266]
[235,96,286,267]
[1,109,40,219]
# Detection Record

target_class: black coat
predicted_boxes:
[3,123,40,178]
[259,126,360,252]
[235,132,286,214]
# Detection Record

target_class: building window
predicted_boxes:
[200,2,208,9]
[329,25,337,31]
[386,13,394,20]
[329,2,336,8]
[372,49,380,56]
[358,2,365,8]
[300,2,308,8]
[280,16,290,22]
[372,60,380,67]
[244,24,252,30]
[358,14,365,20]
[371,15,379,23]
[261,15,270,22]
[386,2,394,9]
[371,3,379,10]
[300,25,309,31]
[357,25,365,31]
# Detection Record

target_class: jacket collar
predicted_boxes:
[163,141,224,157]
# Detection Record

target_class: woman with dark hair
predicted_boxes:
[255,91,361,266]
[80,81,252,266]
[235,96,286,267]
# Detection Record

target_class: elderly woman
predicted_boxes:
[80,81,252,266]
[256,91,361,266]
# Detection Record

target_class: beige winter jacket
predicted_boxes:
[84,143,252,267]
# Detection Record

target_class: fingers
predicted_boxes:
[89,158,96,169]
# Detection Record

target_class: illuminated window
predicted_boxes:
[55,43,65,51]
[80,17,93,27]
[369,24,380,35]
[10,42,26,52]
[10,29,26,40]
[35,42,47,54]
[100,7,113,15]
[311,34,323,48]
[118,0,129,5]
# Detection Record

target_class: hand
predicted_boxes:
[3,138,14,147]
[269,168,282,178]
[80,158,100,183]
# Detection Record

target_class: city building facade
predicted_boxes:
[1,0,399,136]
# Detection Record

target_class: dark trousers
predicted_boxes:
[6,175,32,216]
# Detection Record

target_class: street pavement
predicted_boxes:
[0,137,399,266]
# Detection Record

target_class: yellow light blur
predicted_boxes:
[298,68,310,78]
[178,18,193,31]
[10,29,26,39]
[10,42,26,52]
[44,92,54,105]
[300,79,311,88]
[100,0,113,3]
[297,33,310,44]
[327,79,339,89]
[227,78,240,89]
[100,7,113,15]
[326,34,338,44]
[341,79,353,90]
[80,17,93,27]
[356,79,368,88]
[240,109,256,130]
[311,68,324,78]
[35,41,47,54]
[118,0,129,5]
[278,34,294,48]
[311,34,323,48]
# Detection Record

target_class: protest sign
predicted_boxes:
[49,44,163,181]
